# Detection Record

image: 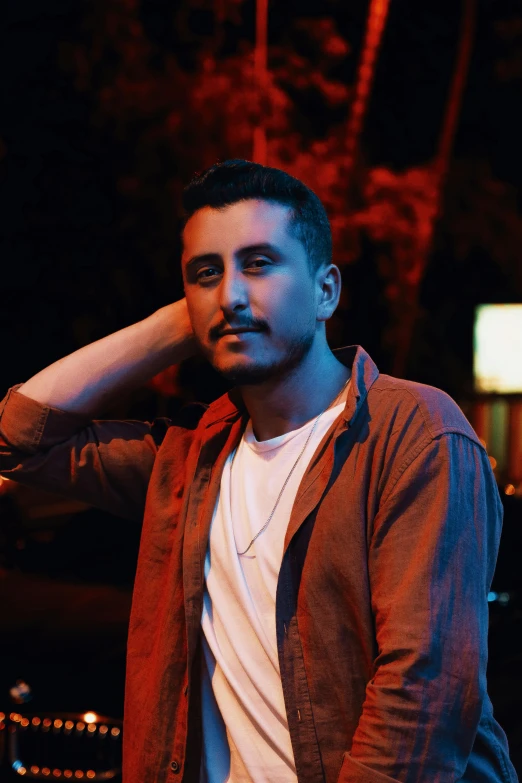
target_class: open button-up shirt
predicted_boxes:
[0,345,518,783]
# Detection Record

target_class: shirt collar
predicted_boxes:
[200,345,380,430]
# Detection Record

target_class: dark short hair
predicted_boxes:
[181,159,332,277]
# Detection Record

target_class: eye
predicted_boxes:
[247,258,269,266]
[196,258,269,280]
[196,266,215,280]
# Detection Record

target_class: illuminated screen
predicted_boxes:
[474,305,522,393]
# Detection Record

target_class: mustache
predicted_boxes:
[209,320,267,340]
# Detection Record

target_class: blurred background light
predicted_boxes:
[474,305,522,393]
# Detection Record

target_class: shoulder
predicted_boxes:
[363,376,492,507]
[367,374,481,447]
[170,401,209,430]
[152,401,209,446]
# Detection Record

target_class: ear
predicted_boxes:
[316,264,342,322]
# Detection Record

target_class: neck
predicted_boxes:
[239,347,351,442]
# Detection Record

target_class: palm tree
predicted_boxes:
[345,0,392,181]
[392,0,477,376]
[253,0,269,164]
[434,0,476,193]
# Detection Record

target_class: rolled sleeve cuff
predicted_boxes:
[0,385,92,453]
[337,754,399,783]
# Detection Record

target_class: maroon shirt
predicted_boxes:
[0,345,518,783]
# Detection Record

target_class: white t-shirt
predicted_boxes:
[200,384,350,783]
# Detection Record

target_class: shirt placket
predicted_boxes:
[174,418,245,780]
[275,420,353,783]
[276,547,325,783]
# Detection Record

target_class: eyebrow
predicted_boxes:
[184,242,284,271]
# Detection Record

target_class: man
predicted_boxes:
[0,159,517,783]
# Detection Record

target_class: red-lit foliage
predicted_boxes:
[57,0,522,393]
[348,165,439,369]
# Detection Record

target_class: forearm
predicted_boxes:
[17,298,198,417]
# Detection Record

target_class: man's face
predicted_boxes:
[181,199,323,386]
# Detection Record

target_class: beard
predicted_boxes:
[209,328,316,387]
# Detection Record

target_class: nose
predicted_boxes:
[217,267,250,316]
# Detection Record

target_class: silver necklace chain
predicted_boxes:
[236,375,351,556]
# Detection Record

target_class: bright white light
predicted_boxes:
[83,713,97,724]
[474,305,522,392]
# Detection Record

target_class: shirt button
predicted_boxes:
[170,760,180,774]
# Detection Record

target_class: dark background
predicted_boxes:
[1,0,522,400]
[0,0,521,776]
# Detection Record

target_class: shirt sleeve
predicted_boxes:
[338,432,503,782]
[0,384,183,522]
